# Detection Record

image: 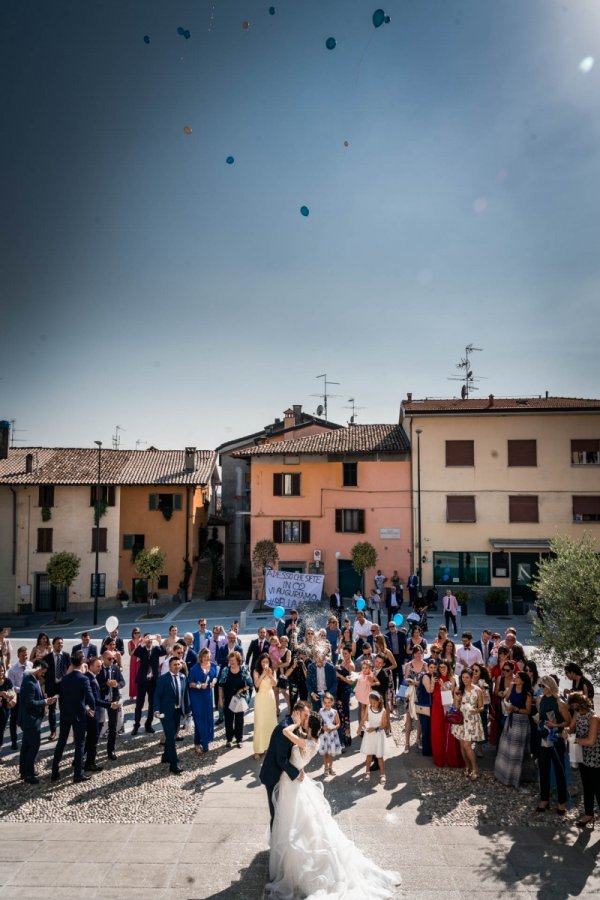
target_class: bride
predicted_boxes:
[267,712,400,900]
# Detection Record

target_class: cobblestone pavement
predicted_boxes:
[1,606,599,897]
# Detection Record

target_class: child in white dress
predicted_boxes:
[360,691,389,783]
[318,692,342,776]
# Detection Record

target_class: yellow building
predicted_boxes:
[401,394,600,606]
[0,447,218,613]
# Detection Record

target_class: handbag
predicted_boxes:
[396,684,408,701]
[568,733,583,766]
[446,707,464,725]
[440,690,453,706]
[229,694,248,714]
[415,704,431,717]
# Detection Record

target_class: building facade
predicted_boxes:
[234,424,411,601]
[0,447,219,614]
[401,394,600,604]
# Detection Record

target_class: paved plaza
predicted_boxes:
[1,598,599,899]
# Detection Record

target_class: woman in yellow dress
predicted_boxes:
[253,653,278,760]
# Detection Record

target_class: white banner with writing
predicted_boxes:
[265,570,324,609]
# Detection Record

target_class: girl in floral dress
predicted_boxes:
[451,667,484,779]
[318,692,342,776]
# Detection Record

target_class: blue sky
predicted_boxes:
[1,0,599,450]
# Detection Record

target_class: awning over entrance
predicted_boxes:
[488,538,552,550]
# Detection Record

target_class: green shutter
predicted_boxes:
[149,493,158,510]
[173,493,183,511]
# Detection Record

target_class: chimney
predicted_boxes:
[0,421,9,460]
[406,392,412,402]
[292,404,302,423]
[545,390,549,399]
[26,453,33,474]
[283,408,296,431]
[488,394,494,408]
[184,447,196,472]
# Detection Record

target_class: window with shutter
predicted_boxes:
[92,528,108,552]
[274,520,310,543]
[90,485,116,506]
[508,440,537,466]
[273,473,300,496]
[445,440,474,466]
[446,496,476,522]
[571,439,600,465]
[342,462,358,486]
[335,509,365,533]
[90,573,106,597]
[573,496,600,521]
[37,528,53,553]
[38,485,54,507]
[508,496,539,523]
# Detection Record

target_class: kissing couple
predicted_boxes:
[260,700,400,899]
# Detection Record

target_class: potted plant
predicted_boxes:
[117,589,129,609]
[455,589,470,617]
[484,587,510,616]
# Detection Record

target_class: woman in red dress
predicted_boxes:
[431,660,463,768]
[128,627,141,700]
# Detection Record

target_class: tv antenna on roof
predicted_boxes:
[135,439,147,450]
[343,398,366,424]
[311,373,341,422]
[112,425,125,450]
[9,419,28,447]
[448,344,485,399]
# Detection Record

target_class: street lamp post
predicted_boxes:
[93,440,102,626]
[416,428,423,594]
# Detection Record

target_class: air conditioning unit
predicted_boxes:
[574,514,583,522]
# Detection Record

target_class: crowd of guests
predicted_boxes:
[0,613,598,826]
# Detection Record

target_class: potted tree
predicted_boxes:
[351,541,378,597]
[484,587,510,616]
[252,539,279,611]
[46,551,81,623]
[135,547,166,606]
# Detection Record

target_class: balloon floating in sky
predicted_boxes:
[226,156,235,164]
[384,15,391,23]
[184,30,191,39]
[143,35,150,44]
[343,140,350,147]
[373,9,385,27]
[300,205,310,217]
[356,598,366,611]
[183,126,193,135]
[269,6,276,14]
[242,20,251,30]
[325,37,337,50]
[177,26,185,35]
[393,613,404,627]
[273,606,285,620]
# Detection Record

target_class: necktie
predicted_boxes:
[105,667,113,701]
[173,675,180,707]
[56,654,62,680]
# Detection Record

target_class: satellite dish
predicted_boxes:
[467,370,473,379]
[461,385,467,399]
[316,405,324,416]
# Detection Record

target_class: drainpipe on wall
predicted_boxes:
[185,486,192,600]
[9,487,16,574]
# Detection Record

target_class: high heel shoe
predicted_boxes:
[576,816,595,828]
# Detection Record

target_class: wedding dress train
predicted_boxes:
[267,740,400,900]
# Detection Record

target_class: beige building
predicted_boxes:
[400,395,600,605]
[0,447,218,614]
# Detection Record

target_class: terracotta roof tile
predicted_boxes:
[403,396,600,414]
[233,424,409,457]
[0,448,218,486]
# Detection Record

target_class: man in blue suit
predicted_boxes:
[260,701,309,827]
[154,657,191,775]
[84,655,115,771]
[72,632,99,661]
[51,650,96,783]
[18,660,54,784]
[306,653,337,711]
[96,650,125,760]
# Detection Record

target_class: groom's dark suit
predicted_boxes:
[259,717,301,827]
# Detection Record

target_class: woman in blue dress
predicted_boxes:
[189,647,218,754]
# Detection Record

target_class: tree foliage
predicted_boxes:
[46,551,81,588]
[532,533,600,681]
[252,539,279,570]
[135,546,166,591]
[351,541,378,575]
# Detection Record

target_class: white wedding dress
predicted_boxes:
[267,740,400,900]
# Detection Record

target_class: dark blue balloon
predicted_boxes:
[177,27,185,35]
[226,156,235,165]
[143,35,150,44]
[184,30,191,39]
[300,206,310,217]
[373,9,385,28]
[443,574,449,581]
[384,15,391,23]
[325,37,336,50]
[269,6,276,13]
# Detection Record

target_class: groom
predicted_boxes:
[260,700,310,828]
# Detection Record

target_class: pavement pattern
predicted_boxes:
[1,597,599,898]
